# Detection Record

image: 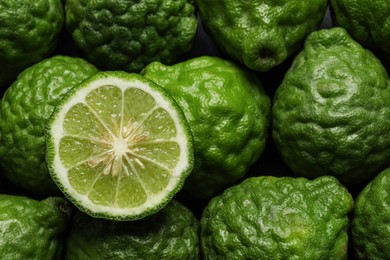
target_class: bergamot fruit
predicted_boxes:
[330,0,390,61]
[351,167,390,259]
[141,56,271,199]
[65,199,199,259]
[197,0,328,71]
[46,71,194,221]
[0,194,72,260]
[0,55,98,195]
[0,0,64,89]
[65,0,197,72]
[272,27,390,185]
[200,175,353,259]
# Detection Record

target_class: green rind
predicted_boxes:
[65,200,200,259]
[0,194,72,260]
[272,27,390,185]
[0,0,64,89]
[200,175,354,259]
[142,56,271,199]
[65,0,197,72]
[0,55,98,196]
[46,71,194,221]
[329,0,390,60]
[351,168,390,259]
[197,0,327,71]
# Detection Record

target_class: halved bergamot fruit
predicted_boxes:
[46,71,194,221]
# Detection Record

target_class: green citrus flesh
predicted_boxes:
[46,71,194,221]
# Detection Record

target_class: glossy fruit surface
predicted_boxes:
[0,195,72,260]
[201,175,353,259]
[197,0,327,71]
[330,0,390,60]
[0,55,98,195]
[0,0,64,89]
[65,199,200,259]
[142,56,271,199]
[272,27,390,185]
[65,0,197,72]
[352,167,390,259]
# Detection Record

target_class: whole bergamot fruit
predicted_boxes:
[197,0,328,72]
[351,167,390,259]
[329,0,390,61]
[65,199,200,259]
[272,27,390,185]
[142,56,271,199]
[0,194,72,260]
[0,55,98,195]
[0,0,64,89]
[201,175,354,259]
[65,0,197,72]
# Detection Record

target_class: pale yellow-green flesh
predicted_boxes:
[58,85,181,208]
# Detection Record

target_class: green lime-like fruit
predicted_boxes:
[351,167,390,259]
[330,0,390,61]
[46,71,194,221]
[272,27,390,185]
[201,175,353,259]
[65,199,199,259]
[197,0,327,72]
[65,0,197,72]
[0,0,64,89]
[0,194,72,260]
[0,55,98,195]
[142,56,271,199]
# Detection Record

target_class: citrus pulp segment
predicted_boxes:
[46,71,194,221]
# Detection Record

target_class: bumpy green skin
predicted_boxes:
[197,0,327,72]
[0,56,98,195]
[330,0,390,60]
[65,0,197,72]
[272,28,390,185]
[65,200,200,259]
[201,176,354,259]
[142,56,271,199]
[352,168,390,259]
[0,0,64,89]
[0,195,72,260]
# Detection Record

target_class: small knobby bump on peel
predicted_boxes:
[46,71,194,221]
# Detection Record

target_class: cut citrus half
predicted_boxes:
[46,71,194,221]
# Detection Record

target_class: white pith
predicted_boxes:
[87,119,149,177]
[49,76,190,217]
